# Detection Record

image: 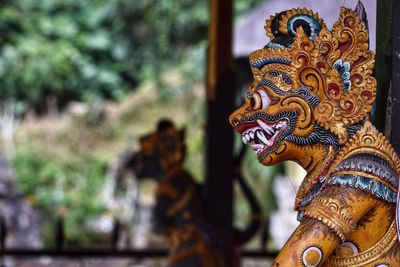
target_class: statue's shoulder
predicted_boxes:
[325,121,399,203]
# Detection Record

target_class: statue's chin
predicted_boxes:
[259,153,278,166]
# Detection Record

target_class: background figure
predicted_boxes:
[113,119,224,267]
[113,119,263,267]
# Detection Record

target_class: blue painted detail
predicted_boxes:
[333,59,352,91]
[333,153,398,187]
[282,73,292,85]
[286,124,339,149]
[246,91,252,99]
[292,87,320,107]
[255,79,320,108]
[298,181,323,208]
[287,14,322,40]
[256,79,288,95]
[251,58,291,69]
[327,174,397,203]
[297,211,305,222]
[265,42,286,49]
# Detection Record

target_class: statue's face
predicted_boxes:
[229,7,376,168]
[130,124,185,179]
[230,63,319,166]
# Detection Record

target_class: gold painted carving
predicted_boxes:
[295,146,336,209]
[327,223,398,266]
[254,7,377,144]
[327,121,400,177]
[304,197,356,241]
[229,4,400,266]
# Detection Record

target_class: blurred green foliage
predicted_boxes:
[234,0,268,19]
[0,0,209,110]
[13,146,108,245]
[6,0,268,246]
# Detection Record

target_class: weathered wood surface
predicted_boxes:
[375,0,392,133]
[388,0,400,154]
[205,0,235,265]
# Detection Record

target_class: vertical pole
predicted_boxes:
[374,0,393,132]
[0,217,5,267]
[206,0,235,265]
[111,219,120,250]
[56,216,65,251]
[387,0,400,152]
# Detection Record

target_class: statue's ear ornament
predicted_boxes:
[251,6,376,145]
[265,8,325,44]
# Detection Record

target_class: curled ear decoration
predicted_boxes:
[265,8,326,47]
[312,7,375,144]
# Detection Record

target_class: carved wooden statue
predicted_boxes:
[229,4,400,266]
[116,119,261,267]
[118,119,224,267]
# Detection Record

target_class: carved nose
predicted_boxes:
[231,118,240,127]
[229,110,242,128]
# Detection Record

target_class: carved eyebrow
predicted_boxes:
[255,79,321,108]
[256,79,287,95]
[251,57,291,69]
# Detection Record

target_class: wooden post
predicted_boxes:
[111,219,120,250]
[386,0,400,153]
[374,0,393,132]
[205,0,235,265]
[56,216,65,251]
[0,217,5,267]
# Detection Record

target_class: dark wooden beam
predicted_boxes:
[374,0,393,132]
[205,0,235,265]
[386,0,400,153]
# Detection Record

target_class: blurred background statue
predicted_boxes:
[112,119,264,267]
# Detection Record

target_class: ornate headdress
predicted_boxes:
[249,6,375,144]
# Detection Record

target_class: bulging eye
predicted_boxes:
[269,70,280,77]
[250,89,271,110]
[250,93,261,110]
[282,74,292,85]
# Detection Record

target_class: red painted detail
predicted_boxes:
[361,90,373,100]
[328,83,340,96]
[350,73,363,85]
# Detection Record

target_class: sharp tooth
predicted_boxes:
[266,138,273,146]
[245,133,251,142]
[249,131,254,139]
[275,120,288,130]
[242,135,248,144]
[257,119,273,134]
[256,131,269,145]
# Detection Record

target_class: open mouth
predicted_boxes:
[239,119,288,155]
